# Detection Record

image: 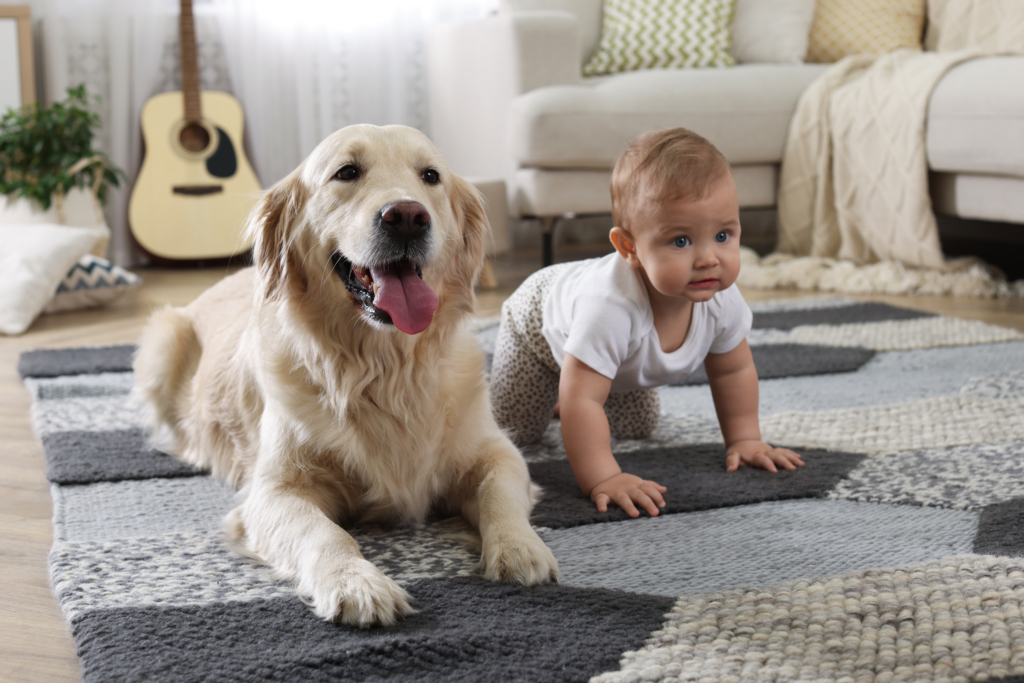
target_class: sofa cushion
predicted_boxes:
[582,0,736,76]
[806,0,925,63]
[927,57,1024,178]
[513,164,778,217]
[509,64,828,169]
[732,0,817,64]
[499,0,605,67]
[926,0,1024,52]
[930,172,1024,225]
[499,0,824,68]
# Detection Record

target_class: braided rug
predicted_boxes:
[20,296,1024,682]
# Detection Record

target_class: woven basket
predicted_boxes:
[0,156,111,257]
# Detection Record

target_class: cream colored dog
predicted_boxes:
[132,124,558,627]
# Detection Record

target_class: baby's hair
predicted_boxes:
[611,128,731,231]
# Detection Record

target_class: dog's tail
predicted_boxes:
[132,305,200,455]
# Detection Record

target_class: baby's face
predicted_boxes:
[630,173,741,305]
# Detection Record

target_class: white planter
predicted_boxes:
[1,187,111,257]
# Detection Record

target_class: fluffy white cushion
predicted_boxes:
[0,187,111,257]
[731,0,817,64]
[0,223,106,335]
[43,253,142,314]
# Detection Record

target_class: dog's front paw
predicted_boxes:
[304,557,415,627]
[482,526,560,586]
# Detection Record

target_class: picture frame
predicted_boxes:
[0,5,36,113]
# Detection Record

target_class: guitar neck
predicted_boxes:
[180,0,202,123]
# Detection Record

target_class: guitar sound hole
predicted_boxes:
[179,123,210,153]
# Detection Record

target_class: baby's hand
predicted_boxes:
[726,440,804,473]
[591,473,667,518]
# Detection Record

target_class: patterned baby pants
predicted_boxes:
[490,264,660,446]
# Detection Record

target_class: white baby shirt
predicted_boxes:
[540,253,753,393]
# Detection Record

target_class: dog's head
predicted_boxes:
[247,124,488,336]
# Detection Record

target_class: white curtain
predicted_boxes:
[215,0,495,189]
[15,0,494,266]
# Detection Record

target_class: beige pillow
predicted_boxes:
[925,0,1024,52]
[806,0,926,64]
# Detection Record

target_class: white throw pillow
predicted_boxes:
[731,0,817,64]
[1,187,112,258]
[0,223,106,335]
[43,254,142,314]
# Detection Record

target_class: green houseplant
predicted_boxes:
[0,85,124,211]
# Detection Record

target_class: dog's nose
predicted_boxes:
[380,201,431,237]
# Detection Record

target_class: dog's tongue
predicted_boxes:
[370,263,439,335]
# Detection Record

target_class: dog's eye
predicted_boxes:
[421,169,440,185]
[334,165,360,182]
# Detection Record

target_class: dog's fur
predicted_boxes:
[133,124,558,627]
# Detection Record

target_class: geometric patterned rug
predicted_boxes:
[20,296,1024,682]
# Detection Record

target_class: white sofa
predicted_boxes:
[428,0,1024,265]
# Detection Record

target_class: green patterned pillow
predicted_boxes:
[583,0,737,76]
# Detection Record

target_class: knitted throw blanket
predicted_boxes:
[775,49,978,269]
[20,298,1024,682]
[756,0,1024,296]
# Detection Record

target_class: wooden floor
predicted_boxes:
[3,251,1024,682]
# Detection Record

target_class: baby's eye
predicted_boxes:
[715,231,729,243]
[673,236,690,248]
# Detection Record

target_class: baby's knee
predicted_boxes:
[605,388,660,440]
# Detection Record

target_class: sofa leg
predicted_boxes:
[541,216,557,267]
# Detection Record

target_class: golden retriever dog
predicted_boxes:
[132,124,559,627]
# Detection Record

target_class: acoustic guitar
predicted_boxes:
[129,0,260,260]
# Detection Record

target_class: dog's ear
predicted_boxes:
[246,169,307,301]
[448,173,488,290]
